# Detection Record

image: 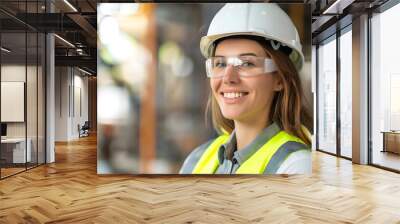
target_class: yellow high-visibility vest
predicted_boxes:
[192,131,307,174]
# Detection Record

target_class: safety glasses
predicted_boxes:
[205,56,277,78]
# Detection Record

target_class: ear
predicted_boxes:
[273,76,283,91]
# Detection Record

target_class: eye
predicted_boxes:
[241,61,255,67]
[214,61,226,68]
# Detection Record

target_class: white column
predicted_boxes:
[46,1,55,163]
[46,33,55,163]
[352,14,369,164]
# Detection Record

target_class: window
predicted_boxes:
[371,2,400,171]
[317,36,337,155]
[339,28,352,158]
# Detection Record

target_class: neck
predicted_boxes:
[234,115,271,151]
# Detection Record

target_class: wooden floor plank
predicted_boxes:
[0,134,400,223]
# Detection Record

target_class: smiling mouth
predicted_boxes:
[220,92,249,99]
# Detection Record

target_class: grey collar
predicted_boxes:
[217,122,281,165]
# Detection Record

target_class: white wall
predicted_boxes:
[55,66,69,141]
[55,67,89,141]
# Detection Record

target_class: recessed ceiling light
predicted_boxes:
[78,67,93,76]
[54,34,75,48]
[63,0,78,12]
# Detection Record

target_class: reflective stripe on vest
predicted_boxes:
[263,141,309,174]
[192,135,230,174]
[192,131,307,174]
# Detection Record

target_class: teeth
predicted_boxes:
[223,92,245,99]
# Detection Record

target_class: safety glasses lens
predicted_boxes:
[205,56,277,78]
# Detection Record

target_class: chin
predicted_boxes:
[220,109,244,121]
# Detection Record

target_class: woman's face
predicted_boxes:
[210,38,282,122]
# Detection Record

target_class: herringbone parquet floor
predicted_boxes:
[1,135,400,223]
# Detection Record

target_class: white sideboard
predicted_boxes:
[1,138,32,163]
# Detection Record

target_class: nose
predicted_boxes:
[222,65,240,84]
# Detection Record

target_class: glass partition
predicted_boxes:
[1,30,28,177]
[27,30,38,169]
[0,1,46,179]
[38,32,45,165]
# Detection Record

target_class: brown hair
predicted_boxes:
[206,36,312,146]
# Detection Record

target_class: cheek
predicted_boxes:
[210,79,220,94]
[252,77,277,99]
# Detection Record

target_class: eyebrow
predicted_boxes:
[214,53,259,57]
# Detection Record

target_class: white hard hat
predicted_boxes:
[200,3,304,71]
